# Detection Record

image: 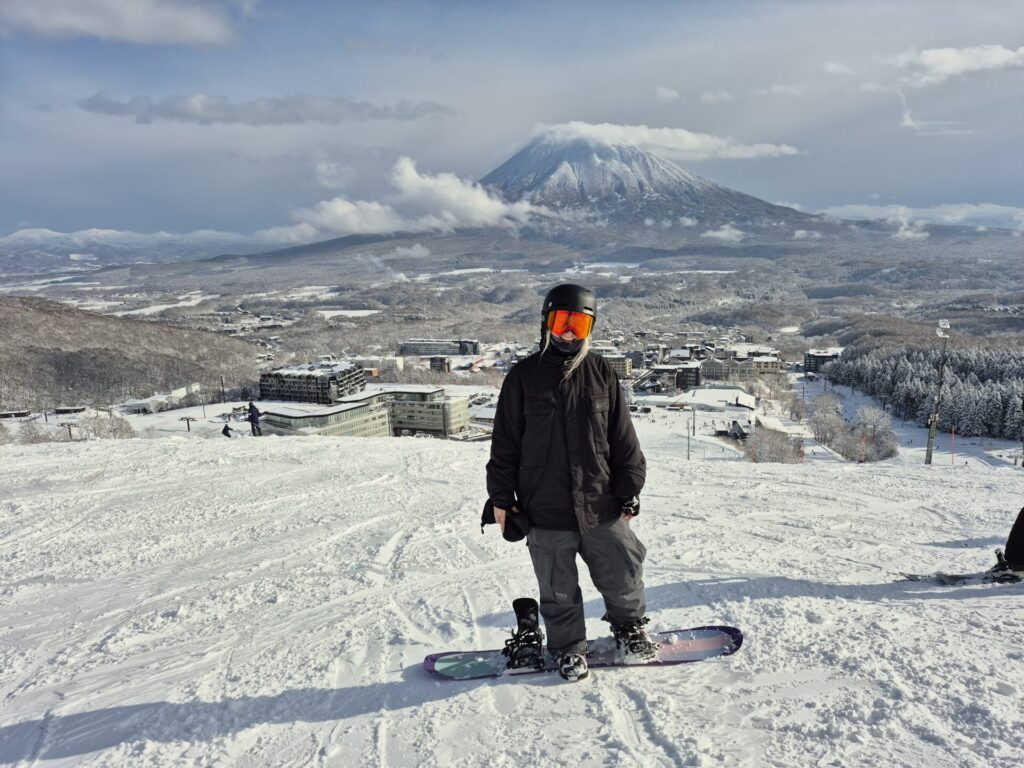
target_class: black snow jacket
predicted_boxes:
[486,348,646,534]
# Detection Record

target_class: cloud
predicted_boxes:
[793,229,822,240]
[288,157,547,237]
[700,224,745,243]
[895,89,974,136]
[314,161,356,190]
[391,243,430,258]
[821,203,930,240]
[538,122,800,161]
[700,90,734,104]
[892,221,929,240]
[891,44,1024,86]
[655,86,681,103]
[3,157,552,247]
[753,84,806,96]
[0,0,235,44]
[821,202,1024,231]
[678,216,698,227]
[824,61,855,75]
[77,92,456,125]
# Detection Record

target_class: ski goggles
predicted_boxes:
[546,309,594,339]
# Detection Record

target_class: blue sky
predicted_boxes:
[1,0,1022,240]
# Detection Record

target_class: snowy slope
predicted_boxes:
[480,136,813,227]
[2,422,1023,767]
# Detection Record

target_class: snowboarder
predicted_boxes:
[991,504,1024,575]
[486,283,655,682]
[247,402,262,436]
[221,423,234,438]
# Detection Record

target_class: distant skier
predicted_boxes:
[247,402,262,436]
[487,283,654,682]
[221,423,234,438]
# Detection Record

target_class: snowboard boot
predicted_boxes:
[988,549,1024,583]
[502,597,544,671]
[606,615,658,664]
[557,652,589,682]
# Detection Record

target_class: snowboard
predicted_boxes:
[900,570,1022,586]
[424,625,744,681]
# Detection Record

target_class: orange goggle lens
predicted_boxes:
[546,310,594,339]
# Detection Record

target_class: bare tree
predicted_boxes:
[81,414,136,440]
[18,419,50,444]
[745,427,804,463]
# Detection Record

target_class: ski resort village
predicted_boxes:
[3,1,1024,766]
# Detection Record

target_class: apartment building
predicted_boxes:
[260,399,391,437]
[804,348,843,372]
[399,339,481,356]
[259,361,366,404]
[603,354,633,379]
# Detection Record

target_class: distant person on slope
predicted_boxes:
[486,283,653,682]
[222,423,234,438]
[247,402,262,436]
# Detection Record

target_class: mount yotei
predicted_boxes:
[481,135,814,230]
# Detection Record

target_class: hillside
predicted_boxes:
[0,296,260,409]
[1,426,1022,766]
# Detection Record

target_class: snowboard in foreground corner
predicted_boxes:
[900,570,1022,586]
[901,548,1024,586]
[424,625,744,681]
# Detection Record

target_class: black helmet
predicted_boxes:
[541,283,596,321]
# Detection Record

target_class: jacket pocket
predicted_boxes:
[588,394,610,454]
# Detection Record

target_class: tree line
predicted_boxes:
[824,342,1024,441]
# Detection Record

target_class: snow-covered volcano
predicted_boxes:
[481,135,811,227]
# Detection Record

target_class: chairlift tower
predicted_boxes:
[924,320,951,466]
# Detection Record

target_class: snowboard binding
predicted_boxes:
[989,549,1024,583]
[502,597,545,671]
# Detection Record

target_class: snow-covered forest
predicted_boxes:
[825,343,1024,441]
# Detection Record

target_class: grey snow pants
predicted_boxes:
[526,516,647,657]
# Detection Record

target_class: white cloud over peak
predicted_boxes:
[655,86,681,103]
[0,0,235,44]
[700,90,734,104]
[793,229,822,240]
[701,224,745,243]
[538,122,800,161]
[77,92,455,125]
[891,44,1024,86]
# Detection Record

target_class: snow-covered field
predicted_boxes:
[2,421,1023,766]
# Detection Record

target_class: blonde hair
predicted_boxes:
[541,329,591,379]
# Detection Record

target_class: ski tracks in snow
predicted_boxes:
[3,435,1024,765]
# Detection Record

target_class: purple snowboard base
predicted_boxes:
[424,626,743,681]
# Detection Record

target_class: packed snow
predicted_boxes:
[1,413,1023,766]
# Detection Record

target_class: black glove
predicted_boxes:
[481,499,530,542]
[620,496,640,517]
